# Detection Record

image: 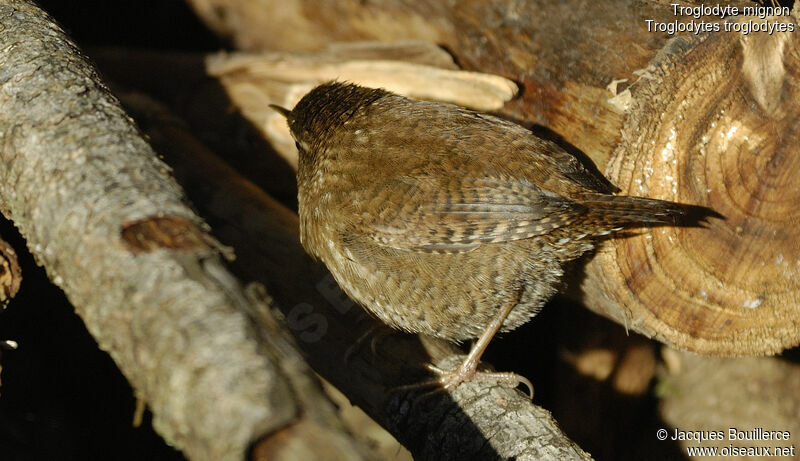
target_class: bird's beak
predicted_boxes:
[269,104,292,119]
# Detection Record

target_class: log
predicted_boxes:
[580,24,800,356]
[0,2,367,460]
[118,89,592,460]
[186,0,800,356]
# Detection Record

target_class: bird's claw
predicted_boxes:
[390,361,534,400]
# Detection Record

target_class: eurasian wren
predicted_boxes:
[272,82,719,394]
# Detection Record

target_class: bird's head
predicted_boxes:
[270,81,390,160]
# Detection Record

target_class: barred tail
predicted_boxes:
[578,194,724,228]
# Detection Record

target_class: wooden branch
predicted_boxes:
[0,2,366,460]
[117,90,591,460]
[185,0,800,356]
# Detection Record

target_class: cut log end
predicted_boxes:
[583,28,800,356]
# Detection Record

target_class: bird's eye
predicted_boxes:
[295,141,302,152]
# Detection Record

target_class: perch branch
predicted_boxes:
[0,2,366,460]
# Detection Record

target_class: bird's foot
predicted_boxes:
[426,363,535,399]
[392,359,534,399]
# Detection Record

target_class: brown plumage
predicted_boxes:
[273,82,720,395]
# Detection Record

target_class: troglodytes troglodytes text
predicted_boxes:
[272,82,720,396]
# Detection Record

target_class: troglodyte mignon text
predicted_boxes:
[271,82,720,395]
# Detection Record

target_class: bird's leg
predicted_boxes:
[432,300,534,397]
[394,301,534,399]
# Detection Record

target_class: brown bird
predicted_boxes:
[272,82,719,395]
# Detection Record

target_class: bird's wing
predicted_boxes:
[356,174,587,253]
[462,111,618,194]
[532,140,619,194]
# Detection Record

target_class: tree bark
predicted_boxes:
[0,2,366,460]
[186,0,800,356]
